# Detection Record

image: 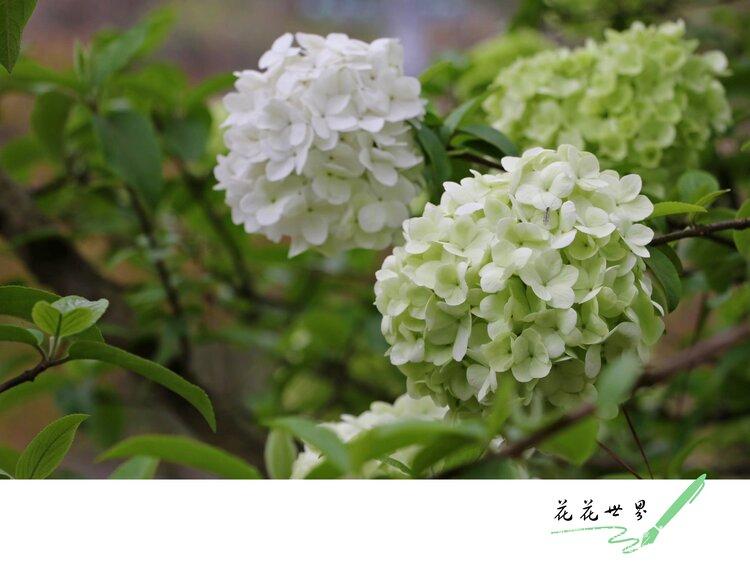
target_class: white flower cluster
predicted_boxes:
[292,394,448,478]
[375,145,664,412]
[214,32,426,256]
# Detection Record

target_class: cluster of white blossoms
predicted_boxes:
[375,145,664,412]
[214,32,426,256]
[291,394,448,478]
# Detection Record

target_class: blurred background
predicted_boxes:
[1,0,749,478]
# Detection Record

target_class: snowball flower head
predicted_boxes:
[214,32,426,256]
[291,394,448,478]
[483,21,731,194]
[375,145,664,413]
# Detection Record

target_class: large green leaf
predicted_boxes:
[539,417,599,466]
[0,0,37,72]
[163,105,211,162]
[109,455,159,479]
[454,123,517,158]
[67,341,216,431]
[88,8,175,88]
[486,373,517,433]
[0,286,103,341]
[269,417,349,474]
[645,246,682,312]
[30,90,74,158]
[650,201,706,219]
[411,120,451,189]
[595,352,642,419]
[0,323,43,352]
[93,110,163,206]
[444,94,486,136]
[15,413,88,479]
[264,429,297,480]
[347,419,488,471]
[100,435,261,479]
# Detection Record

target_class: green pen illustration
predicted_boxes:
[551,474,706,554]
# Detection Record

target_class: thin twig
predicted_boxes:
[622,405,653,479]
[650,218,750,246]
[597,440,643,479]
[0,358,68,395]
[123,184,192,364]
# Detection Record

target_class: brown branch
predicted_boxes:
[650,218,750,246]
[0,358,67,394]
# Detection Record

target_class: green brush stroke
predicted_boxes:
[551,525,641,554]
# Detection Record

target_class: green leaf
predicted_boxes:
[486,373,517,433]
[31,295,109,338]
[410,435,476,477]
[411,120,451,189]
[347,419,488,471]
[0,0,37,73]
[539,416,599,466]
[100,435,261,479]
[31,91,74,158]
[742,140,750,153]
[733,200,750,260]
[163,105,211,162]
[93,109,163,206]
[264,429,297,480]
[677,170,719,204]
[645,246,682,312]
[15,413,88,479]
[595,352,642,418]
[454,123,517,158]
[650,201,706,219]
[67,341,216,431]
[444,94,486,136]
[0,286,103,342]
[109,455,159,479]
[693,189,729,211]
[88,8,175,88]
[0,323,43,356]
[269,417,350,474]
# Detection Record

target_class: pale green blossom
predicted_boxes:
[484,21,731,195]
[374,145,663,413]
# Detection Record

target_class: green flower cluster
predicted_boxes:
[374,145,664,413]
[484,21,731,194]
[455,29,552,100]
